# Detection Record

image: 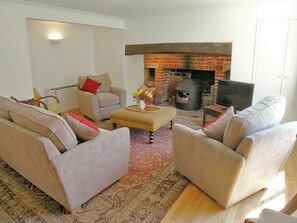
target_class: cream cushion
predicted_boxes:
[65,113,100,141]
[0,96,17,121]
[78,73,111,93]
[201,106,234,141]
[9,103,77,152]
[97,93,120,107]
[223,94,286,150]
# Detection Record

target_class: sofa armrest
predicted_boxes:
[173,124,245,207]
[76,90,100,121]
[51,127,130,211]
[110,86,126,107]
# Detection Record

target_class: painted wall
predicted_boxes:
[0,0,124,100]
[124,1,297,104]
[0,4,33,99]
[26,20,95,94]
[93,27,125,88]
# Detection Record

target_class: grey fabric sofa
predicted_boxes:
[77,73,126,121]
[0,96,130,212]
[173,94,297,208]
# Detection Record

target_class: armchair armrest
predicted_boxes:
[76,90,100,121]
[38,95,60,103]
[110,86,126,107]
[51,127,130,211]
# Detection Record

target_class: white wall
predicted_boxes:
[0,0,124,100]
[93,27,125,88]
[124,0,297,104]
[0,5,33,99]
[27,20,95,94]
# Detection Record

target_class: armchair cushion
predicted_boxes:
[97,93,120,107]
[80,77,102,94]
[9,103,77,152]
[202,106,234,141]
[223,94,286,150]
[78,73,111,93]
[65,112,100,141]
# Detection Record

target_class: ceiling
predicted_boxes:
[19,0,273,18]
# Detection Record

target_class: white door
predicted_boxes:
[253,20,289,104]
[281,20,297,122]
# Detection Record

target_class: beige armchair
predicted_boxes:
[76,73,126,121]
[173,95,297,208]
[244,193,297,223]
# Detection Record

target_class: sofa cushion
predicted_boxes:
[201,106,234,141]
[9,103,77,152]
[97,93,120,107]
[65,112,100,141]
[223,94,286,150]
[80,77,102,94]
[78,73,111,93]
[0,96,17,121]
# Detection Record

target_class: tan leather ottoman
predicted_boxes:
[110,105,177,143]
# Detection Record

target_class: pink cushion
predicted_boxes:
[80,77,102,94]
[65,112,100,141]
[201,106,234,141]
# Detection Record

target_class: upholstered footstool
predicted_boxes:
[110,105,177,143]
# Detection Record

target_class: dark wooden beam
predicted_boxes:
[125,42,232,56]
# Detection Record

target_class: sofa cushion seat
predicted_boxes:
[9,103,77,152]
[223,94,286,149]
[97,93,120,107]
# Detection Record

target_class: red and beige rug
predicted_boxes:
[0,114,201,222]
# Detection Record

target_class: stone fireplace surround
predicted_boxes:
[144,54,231,105]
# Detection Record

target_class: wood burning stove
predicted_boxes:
[175,79,202,110]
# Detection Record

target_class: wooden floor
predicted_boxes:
[160,142,297,223]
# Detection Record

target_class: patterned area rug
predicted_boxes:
[0,113,201,222]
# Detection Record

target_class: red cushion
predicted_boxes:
[80,77,101,94]
[10,96,20,102]
[65,112,100,141]
[67,112,99,132]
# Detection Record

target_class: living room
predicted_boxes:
[0,0,297,222]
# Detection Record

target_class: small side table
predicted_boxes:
[203,104,228,126]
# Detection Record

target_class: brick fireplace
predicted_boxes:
[144,54,231,105]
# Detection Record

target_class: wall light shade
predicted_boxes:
[48,32,63,44]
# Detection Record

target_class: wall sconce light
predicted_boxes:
[48,32,63,44]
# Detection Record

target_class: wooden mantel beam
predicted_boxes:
[125,42,232,56]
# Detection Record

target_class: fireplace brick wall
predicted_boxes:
[144,54,231,105]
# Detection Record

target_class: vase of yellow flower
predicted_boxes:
[131,88,154,110]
